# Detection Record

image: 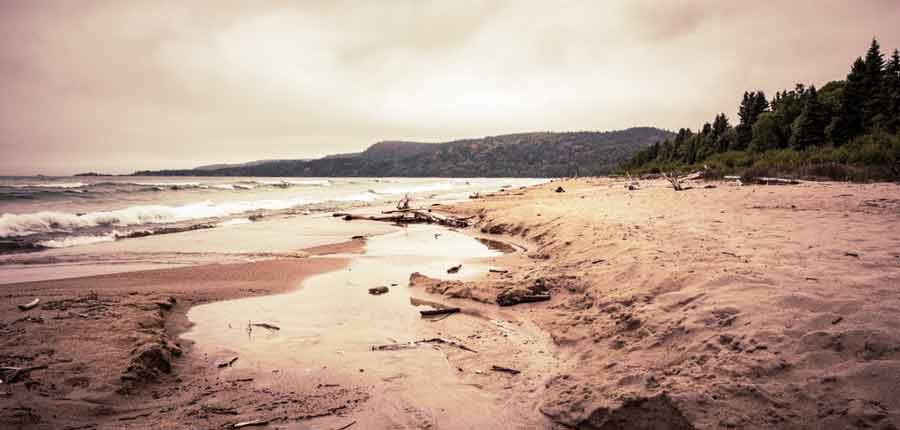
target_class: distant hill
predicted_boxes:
[134,127,673,177]
[192,159,298,171]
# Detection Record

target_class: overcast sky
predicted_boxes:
[2,1,899,175]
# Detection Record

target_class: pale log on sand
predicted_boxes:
[232,419,268,428]
[18,298,40,311]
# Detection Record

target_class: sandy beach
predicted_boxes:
[3,178,900,429]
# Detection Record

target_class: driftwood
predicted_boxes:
[446,264,461,274]
[0,364,48,384]
[490,365,521,375]
[368,286,389,295]
[489,269,509,274]
[233,419,269,428]
[334,421,357,430]
[341,209,469,228]
[217,356,239,368]
[250,322,280,331]
[750,177,801,185]
[497,293,550,306]
[18,298,40,311]
[419,307,460,317]
[397,194,411,210]
[371,337,477,353]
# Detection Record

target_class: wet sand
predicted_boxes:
[0,241,360,429]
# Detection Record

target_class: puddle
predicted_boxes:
[183,224,529,428]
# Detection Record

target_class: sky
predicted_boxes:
[1,1,900,175]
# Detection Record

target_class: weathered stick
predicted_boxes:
[418,337,478,353]
[217,356,239,368]
[0,364,49,383]
[446,264,461,274]
[490,365,521,375]
[250,322,280,331]
[419,307,460,317]
[18,298,40,311]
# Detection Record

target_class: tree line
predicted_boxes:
[622,39,900,181]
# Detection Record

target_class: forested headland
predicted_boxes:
[621,39,900,181]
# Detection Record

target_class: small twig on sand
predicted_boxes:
[489,269,509,273]
[250,322,280,331]
[217,357,239,368]
[446,264,462,274]
[334,420,357,430]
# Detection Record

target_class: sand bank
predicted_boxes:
[430,177,900,429]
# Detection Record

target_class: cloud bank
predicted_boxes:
[1,1,899,174]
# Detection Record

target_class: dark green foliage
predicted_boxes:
[735,91,769,150]
[885,49,900,133]
[790,86,828,149]
[136,128,673,178]
[622,38,900,181]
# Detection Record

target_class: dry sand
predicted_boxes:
[4,178,900,429]
[427,177,900,429]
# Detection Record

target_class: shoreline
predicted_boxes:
[5,176,900,428]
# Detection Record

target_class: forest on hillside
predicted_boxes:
[621,39,900,181]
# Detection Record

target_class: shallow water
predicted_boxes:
[1,176,546,283]
[183,224,528,428]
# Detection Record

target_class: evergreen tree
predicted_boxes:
[790,86,827,149]
[884,49,900,133]
[735,91,769,150]
[828,58,867,145]
[863,38,887,130]
[712,113,732,152]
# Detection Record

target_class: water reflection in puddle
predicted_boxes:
[183,224,519,427]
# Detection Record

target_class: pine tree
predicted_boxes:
[712,113,732,153]
[863,38,886,130]
[791,86,827,149]
[735,91,769,150]
[884,49,900,133]
[829,58,867,145]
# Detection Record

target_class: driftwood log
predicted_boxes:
[490,365,521,375]
[232,419,269,428]
[337,209,470,228]
[18,298,40,311]
[446,264,461,274]
[419,307,460,317]
[371,337,477,353]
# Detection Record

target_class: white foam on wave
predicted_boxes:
[37,232,119,248]
[10,182,88,189]
[0,195,316,237]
